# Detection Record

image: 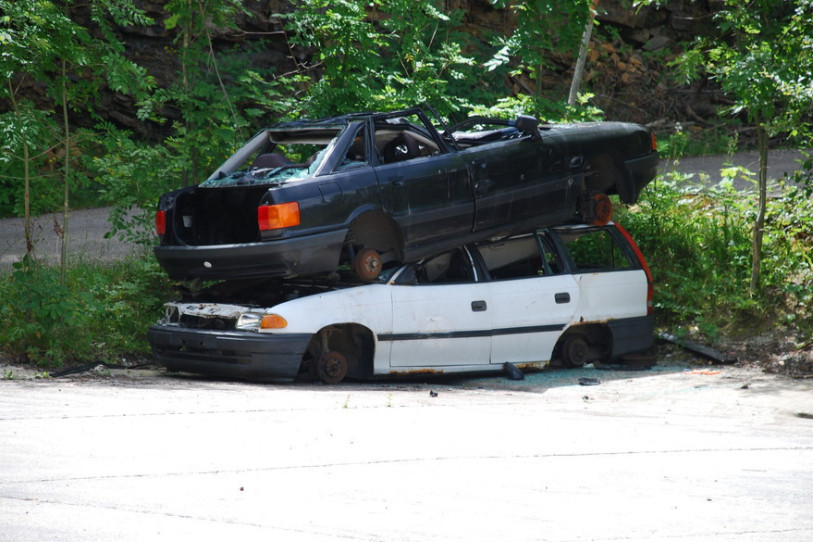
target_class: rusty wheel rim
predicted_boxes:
[354,248,382,281]
[592,193,613,226]
[317,351,348,384]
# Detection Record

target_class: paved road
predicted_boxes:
[0,207,149,270]
[659,148,809,191]
[1,364,812,541]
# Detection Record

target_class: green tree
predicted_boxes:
[0,0,153,275]
[280,0,475,117]
[98,0,297,245]
[664,0,813,295]
[486,0,594,98]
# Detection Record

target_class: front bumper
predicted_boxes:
[147,325,312,382]
[154,228,348,281]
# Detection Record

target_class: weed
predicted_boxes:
[0,256,174,367]
[618,167,813,342]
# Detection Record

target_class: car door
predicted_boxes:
[473,232,579,365]
[386,248,491,368]
[375,129,473,248]
[551,225,650,321]
[465,135,578,233]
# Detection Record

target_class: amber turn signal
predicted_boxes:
[260,314,288,329]
[258,202,300,231]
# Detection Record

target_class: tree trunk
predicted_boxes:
[60,58,71,283]
[749,123,769,296]
[8,79,34,258]
[568,0,599,106]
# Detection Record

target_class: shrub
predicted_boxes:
[0,256,174,367]
[617,170,813,341]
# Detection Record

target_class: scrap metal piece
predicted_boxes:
[657,332,737,364]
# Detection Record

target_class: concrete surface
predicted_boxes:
[0,207,150,270]
[1,364,812,541]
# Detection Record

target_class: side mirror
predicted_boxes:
[514,115,540,139]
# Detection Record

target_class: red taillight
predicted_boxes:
[258,202,300,231]
[650,131,658,152]
[614,222,654,315]
[155,210,166,236]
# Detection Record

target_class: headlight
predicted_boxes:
[235,313,263,330]
[235,312,288,331]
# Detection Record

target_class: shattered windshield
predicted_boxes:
[200,125,345,187]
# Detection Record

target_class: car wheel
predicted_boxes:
[354,248,382,281]
[316,351,349,384]
[592,193,613,226]
[562,334,590,368]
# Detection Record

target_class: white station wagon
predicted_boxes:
[148,223,654,383]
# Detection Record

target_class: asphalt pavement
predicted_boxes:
[1,364,812,541]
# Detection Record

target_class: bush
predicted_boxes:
[0,256,174,367]
[617,170,813,341]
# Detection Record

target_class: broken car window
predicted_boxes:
[560,229,633,272]
[394,249,475,285]
[477,233,562,280]
[199,127,345,187]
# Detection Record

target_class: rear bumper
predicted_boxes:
[607,314,655,359]
[621,151,659,203]
[154,228,347,280]
[147,325,312,382]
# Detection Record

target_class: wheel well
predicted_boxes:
[346,211,404,262]
[302,323,375,380]
[584,154,631,201]
[553,324,612,366]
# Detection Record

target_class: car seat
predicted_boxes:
[383,132,420,163]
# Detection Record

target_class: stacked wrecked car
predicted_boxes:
[148,107,659,383]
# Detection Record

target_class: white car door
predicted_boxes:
[475,234,579,365]
[387,249,491,368]
[486,274,579,365]
[553,225,650,322]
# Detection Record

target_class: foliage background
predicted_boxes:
[0,0,811,366]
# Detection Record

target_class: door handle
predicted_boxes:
[391,176,405,187]
[471,300,487,312]
[555,292,571,304]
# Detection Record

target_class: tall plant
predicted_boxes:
[638,0,813,295]
[486,0,594,98]
[0,0,153,273]
[280,0,475,117]
[98,0,298,245]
